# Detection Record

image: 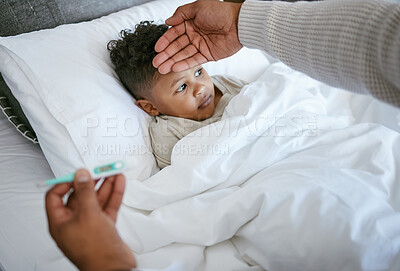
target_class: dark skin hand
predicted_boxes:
[45,169,136,271]
[153,0,243,74]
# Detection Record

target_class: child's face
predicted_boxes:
[143,65,216,121]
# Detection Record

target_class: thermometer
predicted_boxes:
[38,160,125,187]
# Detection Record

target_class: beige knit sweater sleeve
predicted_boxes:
[238,0,400,108]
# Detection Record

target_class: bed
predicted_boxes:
[1,0,400,270]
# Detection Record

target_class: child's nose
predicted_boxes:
[193,84,205,97]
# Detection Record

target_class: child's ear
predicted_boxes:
[135,99,160,116]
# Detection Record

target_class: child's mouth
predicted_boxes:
[198,95,212,109]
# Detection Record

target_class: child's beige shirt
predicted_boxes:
[149,75,247,168]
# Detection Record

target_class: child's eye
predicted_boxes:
[195,68,202,77]
[177,83,187,93]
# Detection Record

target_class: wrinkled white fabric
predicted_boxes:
[119,63,400,270]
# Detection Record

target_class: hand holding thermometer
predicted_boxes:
[38,160,125,187]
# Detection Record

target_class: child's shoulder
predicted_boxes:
[149,115,191,139]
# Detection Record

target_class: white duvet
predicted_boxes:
[118,63,400,271]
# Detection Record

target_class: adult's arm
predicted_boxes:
[239,0,400,107]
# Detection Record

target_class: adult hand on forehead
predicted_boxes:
[153,0,243,74]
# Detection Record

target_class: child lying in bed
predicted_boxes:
[108,21,246,168]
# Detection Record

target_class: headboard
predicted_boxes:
[0,0,153,143]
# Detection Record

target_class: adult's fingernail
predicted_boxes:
[76,170,90,183]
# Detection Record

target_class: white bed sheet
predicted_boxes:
[0,110,77,270]
[2,62,400,271]
[118,63,400,270]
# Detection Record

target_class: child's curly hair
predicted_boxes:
[107,21,169,100]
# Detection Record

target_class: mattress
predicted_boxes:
[0,110,63,270]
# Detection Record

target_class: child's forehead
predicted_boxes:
[154,70,186,86]
[153,72,184,91]
[156,65,204,80]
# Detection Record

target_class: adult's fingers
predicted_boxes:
[67,175,115,210]
[73,169,98,213]
[158,52,208,74]
[155,42,201,75]
[66,190,77,210]
[156,1,203,53]
[164,2,197,27]
[96,175,115,208]
[156,44,200,74]
[45,182,73,226]
[154,23,187,54]
[103,174,126,223]
[153,30,191,68]
[167,44,199,66]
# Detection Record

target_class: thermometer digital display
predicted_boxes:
[38,160,126,187]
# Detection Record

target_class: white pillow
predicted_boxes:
[0,0,272,180]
